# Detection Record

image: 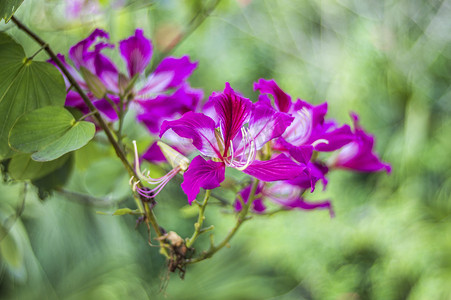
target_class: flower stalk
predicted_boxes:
[186,190,212,248]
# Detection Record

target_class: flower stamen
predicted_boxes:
[132,140,189,199]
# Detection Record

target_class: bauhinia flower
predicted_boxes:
[254,79,354,152]
[119,29,202,135]
[235,181,334,217]
[330,113,391,173]
[131,140,190,199]
[49,29,120,120]
[160,83,305,204]
[50,29,201,127]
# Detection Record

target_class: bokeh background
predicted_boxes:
[1,0,451,299]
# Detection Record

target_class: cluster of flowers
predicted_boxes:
[53,29,391,216]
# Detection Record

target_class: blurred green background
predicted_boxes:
[1,0,451,299]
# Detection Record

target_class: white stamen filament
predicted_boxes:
[131,140,185,199]
[311,139,329,147]
[224,127,257,171]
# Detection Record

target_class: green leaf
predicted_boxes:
[8,153,70,180]
[0,33,66,159]
[32,154,74,196]
[0,0,24,22]
[9,106,95,161]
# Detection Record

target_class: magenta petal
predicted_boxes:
[84,51,119,92]
[286,162,329,192]
[65,90,90,114]
[69,29,110,69]
[153,56,197,89]
[137,85,202,134]
[119,29,152,77]
[249,100,294,150]
[160,112,221,158]
[235,183,265,213]
[293,100,328,128]
[210,83,252,155]
[243,154,305,182]
[254,79,292,113]
[48,54,85,89]
[142,141,166,163]
[313,123,354,152]
[334,113,391,173]
[181,156,225,204]
[288,145,313,165]
[280,196,334,217]
[93,96,119,121]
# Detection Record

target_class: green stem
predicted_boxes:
[10,16,165,241]
[186,179,260,264]
[186,190,212,248]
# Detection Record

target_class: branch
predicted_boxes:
[10,16,165,239]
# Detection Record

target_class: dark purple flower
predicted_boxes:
[331,113,391,173]
[161,83,305,204]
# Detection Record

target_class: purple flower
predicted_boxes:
[254,79,354,152]
[49,29,121,121]
[160,83,305,204]
[50,28,201,126]
[331,113,391,173]
[235,181,334,217]
[119,29,202,134]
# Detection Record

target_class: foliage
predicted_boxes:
[0,0,450,299]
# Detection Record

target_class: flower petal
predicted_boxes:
[275,196,334,217]
[153,56,197,89]
[254,79,292,113]
[142,141,166,163]
[334,113,391,173]
[65,90,90,114]
[210,83,252,155]
[181,156,225,204]
[137,85,203,134]
[47,54,86,89]
[235,183,265,213]
[249,99,294,150]
[137,71,174,96]
[313,123,354,152]
[160,112,221,158]
[68,29,110,69]
[243,154,305,181]
[119,29,152,77]
[93,96,120,121]
[68,29,119,92]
